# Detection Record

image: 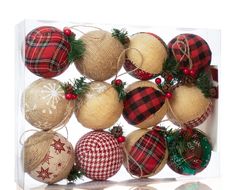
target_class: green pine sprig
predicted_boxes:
[68,33,85,63]
[195,70,213,98]
[112,81,126,101]
[111,28,129,45]
[60,77,89,98]
[67,165,84,182]
[73,77,89,97]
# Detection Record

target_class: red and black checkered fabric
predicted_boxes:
[168,33,211,73]
[123,87,165,125]
[127,126,167,177]
[25,26,71,78]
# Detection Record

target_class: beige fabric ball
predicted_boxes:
[126,33,167,74]
[75,81,123,130]
[23,79,74,131]
[74,30,125,81]
[167,85,213,127]
[123,81,167,128]
[23,131,74,184]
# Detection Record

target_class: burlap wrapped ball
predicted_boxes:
[168,33,212,74]
[124,32,168,80]
[167,128,212,175]
[75,130,123,180]
[23,131,75,184]
[23,79,74,130]
[167,85,213,128]
[75,81,123,130]
[124,127,168,177]
[25,26,70,78]
[74,30,125,81]
[123,81,167,128]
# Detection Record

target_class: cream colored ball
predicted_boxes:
[75,81,123,130]
[167,85,213,127]
[75,30,125,81]
[23,131,75,184]
[23,79,74,131]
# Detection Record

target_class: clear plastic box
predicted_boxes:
[15,20,220,190]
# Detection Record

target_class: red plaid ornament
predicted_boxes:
[75,131,123,180]
[126,127,167,177]
[123,87,165,125]
[168,34,212,73]
[25,26,71,78]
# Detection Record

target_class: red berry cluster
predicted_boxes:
[63,27,72,37]
[113,79,123,86]
[182,68,196,78]
[63,84,78,100]
[110,125,126,143]
[155,76,173,99]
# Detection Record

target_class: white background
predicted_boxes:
[0,0,235,189]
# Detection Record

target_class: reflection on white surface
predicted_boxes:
[175,182,212,190]
[27,179,213,190]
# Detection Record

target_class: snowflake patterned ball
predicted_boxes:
[23,131,75,184]
[23,79,74,130]
[75,130,123,180]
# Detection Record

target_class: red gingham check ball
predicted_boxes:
[25,26,71,78]
[75,131,123,180]
[168,33,211,73]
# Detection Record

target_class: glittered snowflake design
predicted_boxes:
[24,103,37,119]
[51,139,65,154]
[41,82,64,114]
[36,167,53,180]
[41,152,53,165]
[33,121,53,129]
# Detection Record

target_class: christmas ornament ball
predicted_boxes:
[167,128,212,175]
[23,79,74,130]
[124,32,168,80]
[124,127,168,177]
[25,26,71,78]
[167,85,213,128]
[75,81,123,130]
[74,30,125,81]
[23,131,75,184]
[168,33,212,74]
[75,130,123,180]
[123,81,167,128]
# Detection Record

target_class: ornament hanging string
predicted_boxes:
[113,48,144,80]
[19,125,69,146]
[69,24,106,40]
[171,35,193,69]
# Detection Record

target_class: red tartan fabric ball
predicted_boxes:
[124,127,168,177]
[25,26,71,78]
[75,131,123,180]
[168,33,212,74]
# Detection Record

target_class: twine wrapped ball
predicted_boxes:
[23,131,75,184]
[124,127,168,177]
[168,33,212,74]
[75,81,123,130]
[167,85,213,128]
[23,79,74,131]
[124,32,168,80]
[75,130,123,180]
[25,26,70,78]
[74,30,125,81]
[167,128,212,175]
[123,81,167,128]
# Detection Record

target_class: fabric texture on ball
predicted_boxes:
[25,26,70,78]
[123,87,165,125]
[75,131,123,180]
[125,127,167,177]
[168,33,211,73]
[24,132,74,184]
